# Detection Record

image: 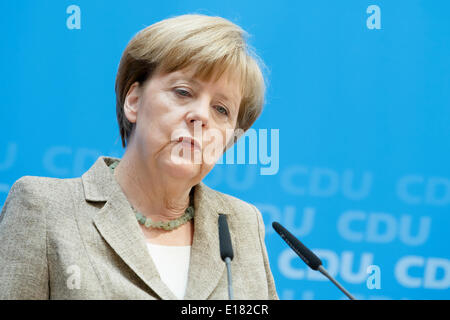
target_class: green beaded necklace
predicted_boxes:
[108,160,194,231]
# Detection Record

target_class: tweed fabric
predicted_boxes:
[0,156,278,300]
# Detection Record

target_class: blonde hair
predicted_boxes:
[115,14,268,147]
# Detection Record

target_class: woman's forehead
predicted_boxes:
[166,66,238,84]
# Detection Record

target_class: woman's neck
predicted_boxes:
[113,151,194,221]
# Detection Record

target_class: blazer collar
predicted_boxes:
[81,156,233,300]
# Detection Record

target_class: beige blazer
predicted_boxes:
[0,156,278,300]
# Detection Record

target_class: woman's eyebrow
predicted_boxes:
[216,92,238,110]
[170,76,201,88]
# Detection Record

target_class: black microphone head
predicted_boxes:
[218,214,234,261]
[272,221,322,270]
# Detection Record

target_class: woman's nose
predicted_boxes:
[186,99,210,128]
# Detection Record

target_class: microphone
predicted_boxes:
[272,221,356,300]
[218,214,234,300]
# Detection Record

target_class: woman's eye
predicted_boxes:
[174,88,191,97]
[216,105,229,116]
[174,88,228,116]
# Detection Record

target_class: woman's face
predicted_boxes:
[124,66,242,182]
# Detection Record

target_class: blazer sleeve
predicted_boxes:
[0,176,49,299]
[251,204,279,300]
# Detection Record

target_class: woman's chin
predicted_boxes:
[163,155,202,178]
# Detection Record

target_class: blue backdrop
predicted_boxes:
[1,0,449,300]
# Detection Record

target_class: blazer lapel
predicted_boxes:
[183,182,233,300]
[82,156,234,300]
[82,156,177,300]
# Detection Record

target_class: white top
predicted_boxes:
[146,242,191,300]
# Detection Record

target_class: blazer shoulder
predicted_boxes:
[9,175,79,202]
[2,175,81,218]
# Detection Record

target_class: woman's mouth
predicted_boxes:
[178,136,202,151]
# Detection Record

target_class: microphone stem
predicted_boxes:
[318,265,356,300]
[224,257,233,300]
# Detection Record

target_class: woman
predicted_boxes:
[0,14,278,300]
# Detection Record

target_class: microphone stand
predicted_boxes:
[273,221,358,300]
[224,257,233,300]
[218,214,234,300]
[318,266,356,300]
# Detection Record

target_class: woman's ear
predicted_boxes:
[124,82,141,124]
